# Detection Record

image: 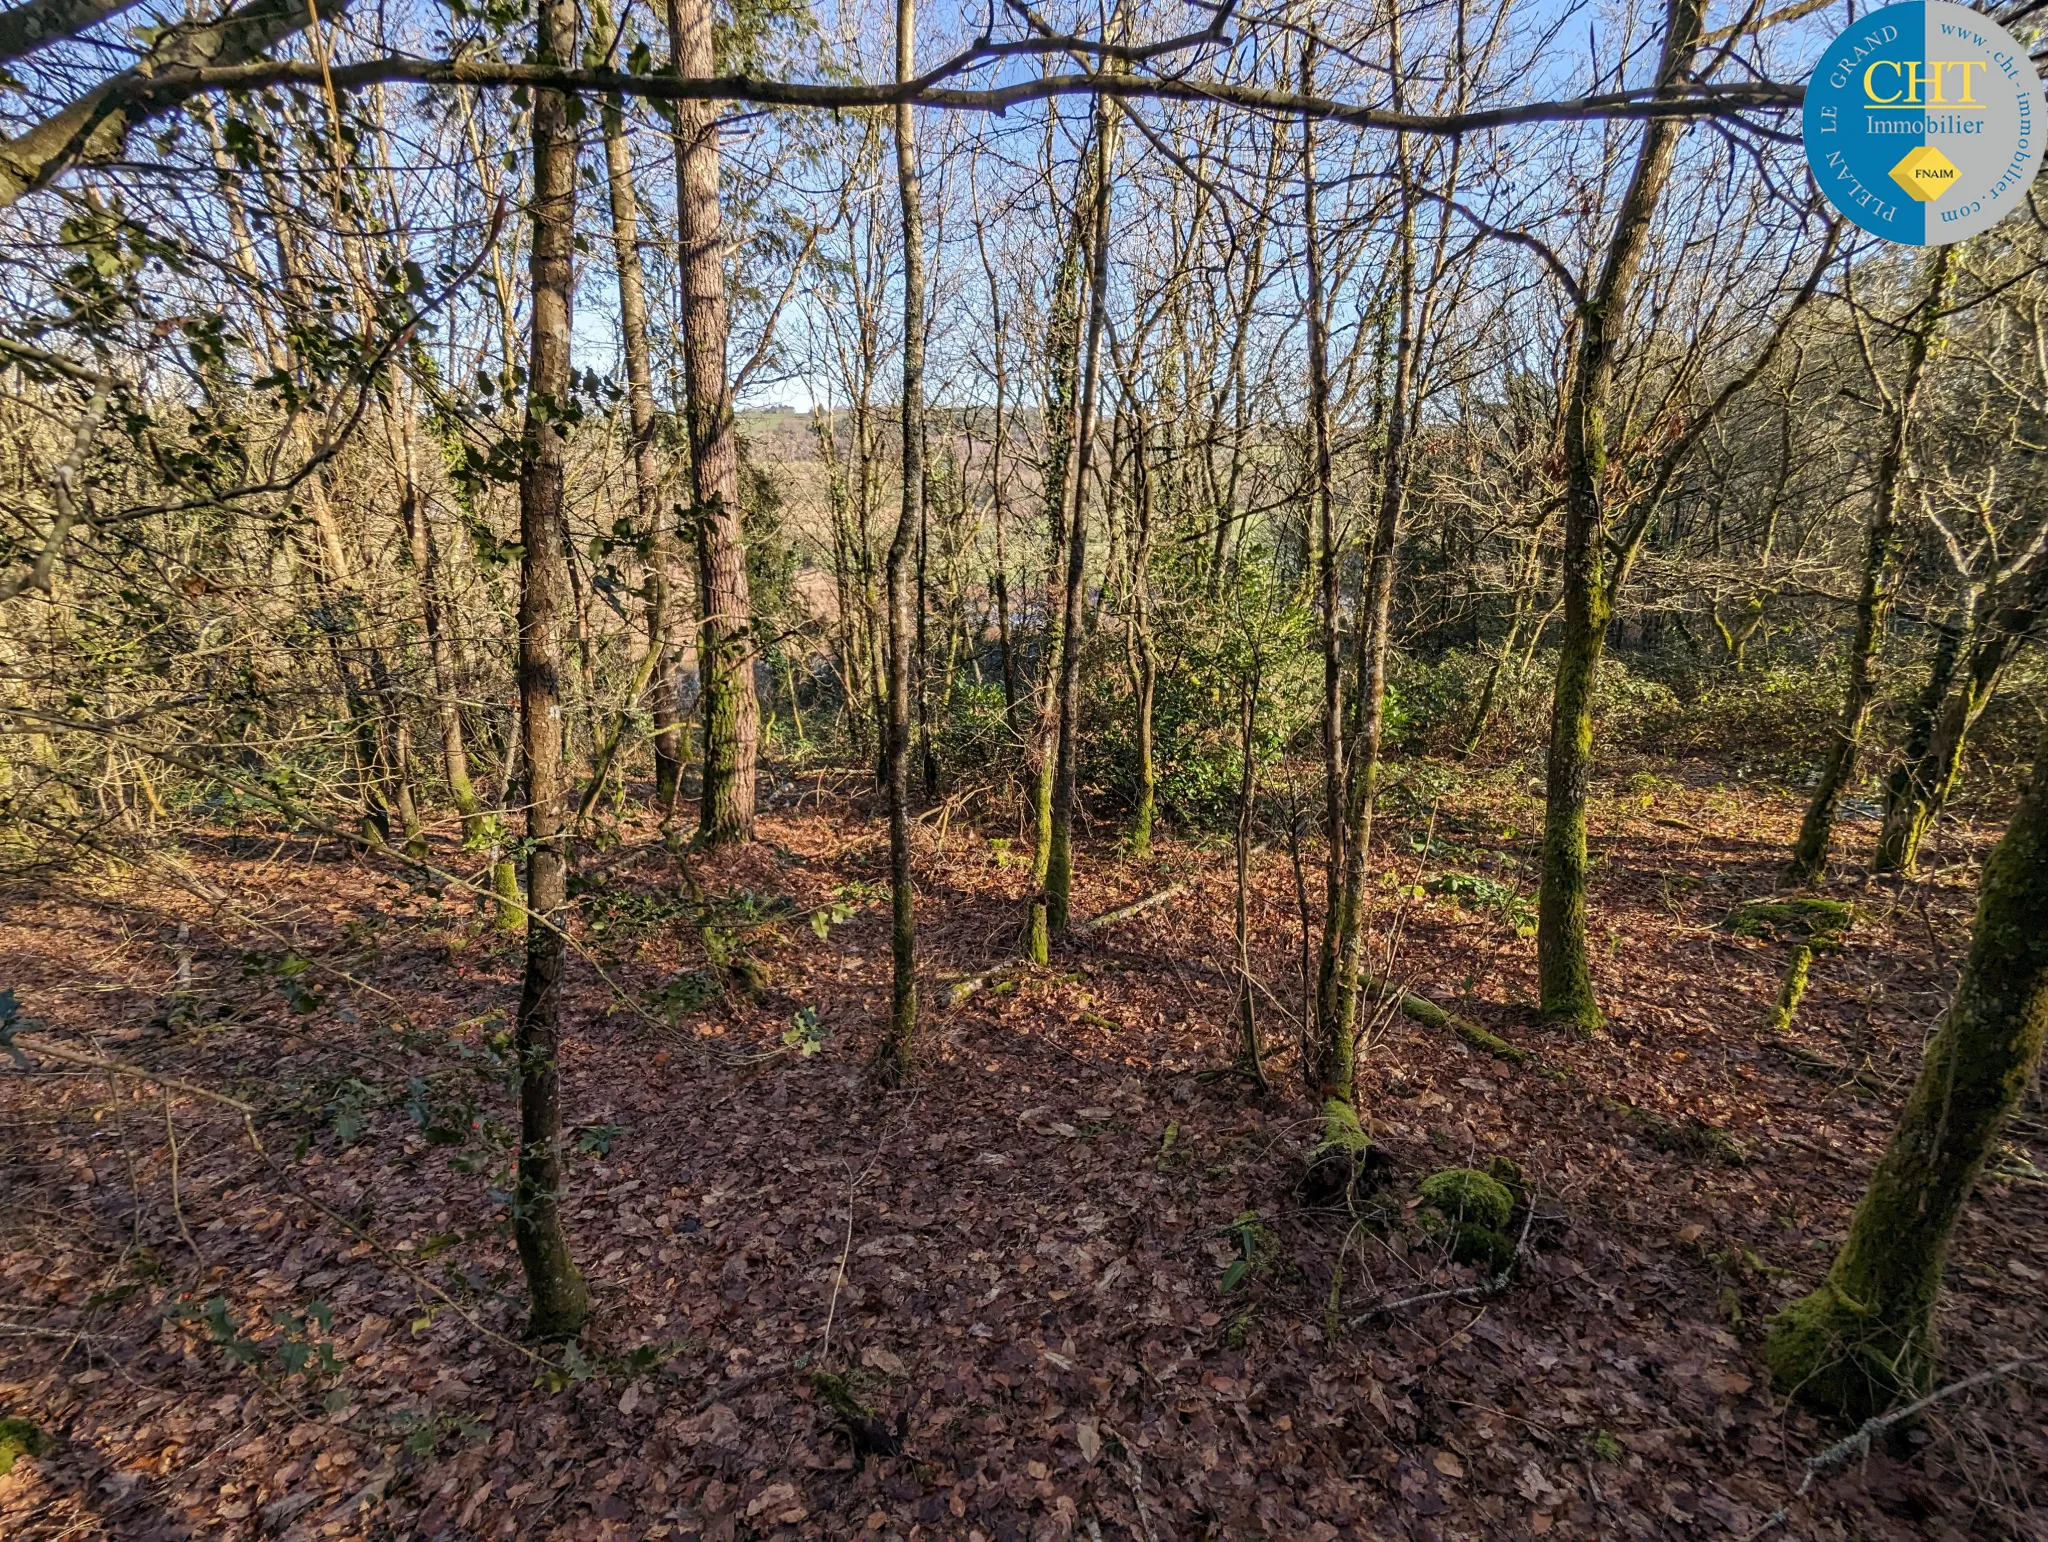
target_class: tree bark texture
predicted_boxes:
[601,92,687,812]
[512,0,590,1339]
[1045,95,1116,938]
[1765,713,2048,1418]
[1537,0,1704,1030]
[873,0,922,1081]
[672,0,758,846]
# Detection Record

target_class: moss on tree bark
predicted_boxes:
[1765,716,2048,1419]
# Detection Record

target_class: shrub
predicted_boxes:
[1392,648,1679,759]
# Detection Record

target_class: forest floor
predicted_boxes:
[1,753,2044,1542]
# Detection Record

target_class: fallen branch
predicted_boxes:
[947,961,1025,1007]
[1103,1424,1161,1542]
[946,884,1187,1006]
[14,1036,258,1116]
[1737,1356,2041,1540]
[1351,1196,1537,1325]
[1071,882,1188,936]
[1362,975,1531,1065]
[1771,1041,1888,1098]
[691,1359,794,1415]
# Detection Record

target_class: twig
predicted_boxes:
[1104,1424,1160,1542]
[164,1091,204,1266]
[1352,1196,1537,1325]
[16,1036,258,1116]
[1737,1356,2041,1540]
[947,884,1190,1006]
[817,1139,891,1368]
[690,1359,794,1415]
[1071,882,1188,935]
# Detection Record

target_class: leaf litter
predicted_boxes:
[0,756,2042,1540]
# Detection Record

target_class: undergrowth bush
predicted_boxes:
[1391,648,1679,760]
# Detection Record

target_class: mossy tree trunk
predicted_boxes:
[1124,405,1159,859]
[491,697,524,931]
[400,454,483,850]
[1025,126,1096,963]
[871,0,922,1083]
[510,0,589,1340]
[1765,714,2048,1418]
[1311,24,1417,1109]
[1789,249,1952,887]
[1875,563,2042,875]
[1302,45,1345,1072]
[1537,0,1705,1029]
[673,0,757,847]
[1045,94,1116,941]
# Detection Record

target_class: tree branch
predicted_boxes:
[0,48,1806,208]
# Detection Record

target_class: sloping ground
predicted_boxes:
[1,758,2042,1541]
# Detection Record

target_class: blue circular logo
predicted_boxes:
[1804,1,2045,244]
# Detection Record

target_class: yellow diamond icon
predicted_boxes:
[1890,145,1960,202]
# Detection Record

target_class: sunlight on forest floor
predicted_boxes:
[2,756,2042,1541]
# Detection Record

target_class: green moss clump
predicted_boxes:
[1315,1098,1371,1157]
[1419,1168,1514,1231]
[1486,1155,1528,1196]
[1451,1224,1517,1273]
[1725,897,1854,942]
[1301,1100,1379,1212]
[1764,942,1815,1033]
[0,1418,49,1476]
[1763,1278,1921,1422]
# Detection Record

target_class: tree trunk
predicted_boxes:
[1313,23,1415,1105]
[1788,251,1952,887]
[1461,530,1545,758]
[511,0,589,1340]
[1024,129,1096,965]
[1303,44,1343,977]
[872,0,923,1083]
[492,697,524,931]
[1229,650,1267,1088]
[1876,564,2043,874]
[601,91,686,813]
[400,449,483,848]
[1765,713,2048,1418]
[673,0,758,846]
[1124,407,1158,858]
[915,459,937,797]
[973,203,1022,743]
[1044,95,1116,939]
[1537,0,1705,1030]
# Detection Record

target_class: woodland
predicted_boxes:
[0,0,2046,1535]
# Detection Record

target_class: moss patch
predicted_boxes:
[1763,1278,1926,1422]
[1763,943,1815,1034]
[0,1417,49,1476]
[1301,1100,1382,1210]
[1420,1167,1514,1230]
[1315,1098,1370,1157]
[1725,897,1853,943]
